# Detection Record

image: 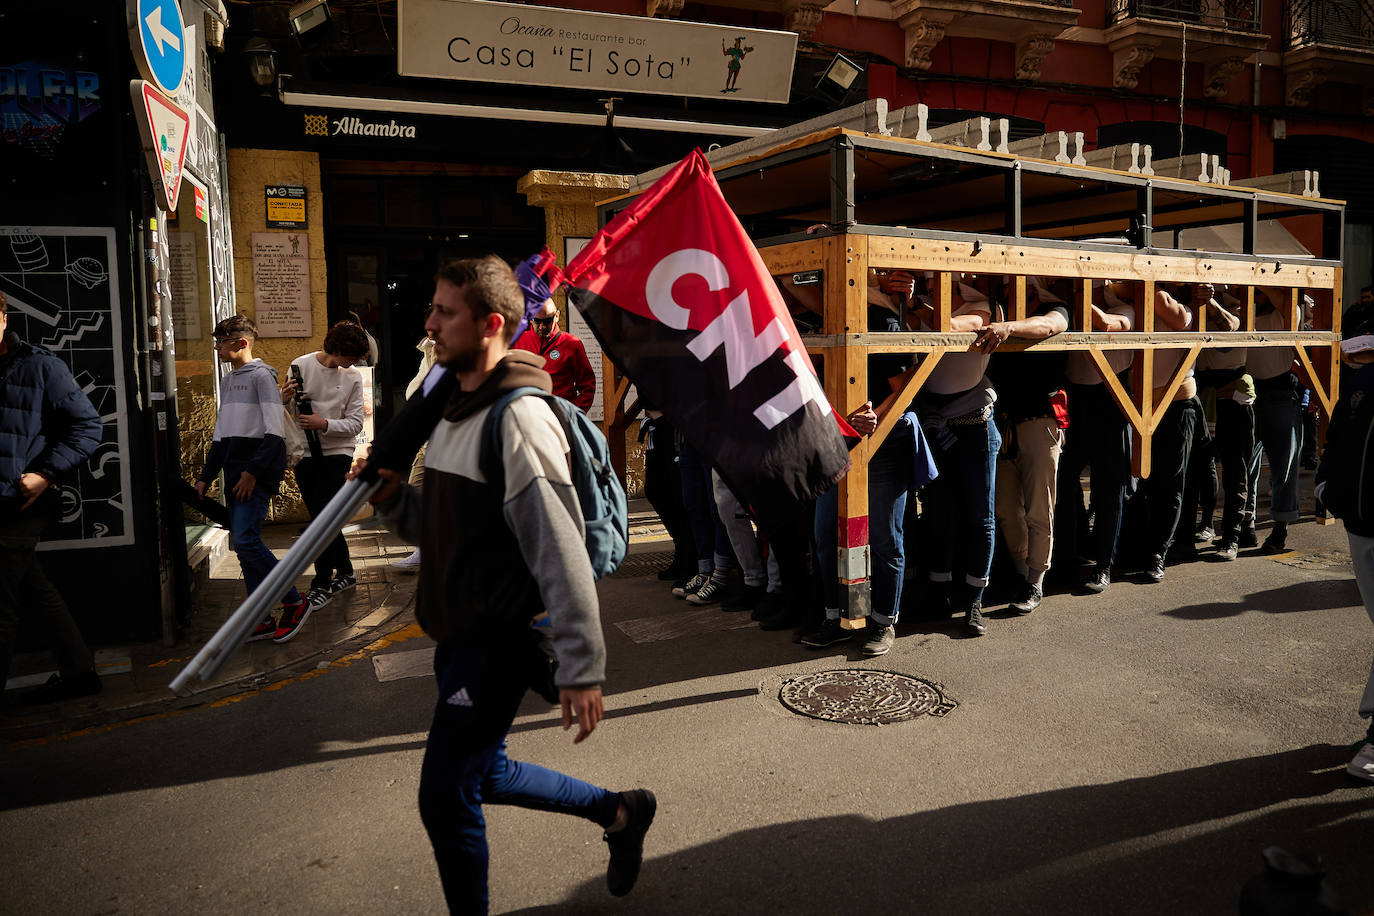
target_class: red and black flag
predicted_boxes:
[564,149,852,507]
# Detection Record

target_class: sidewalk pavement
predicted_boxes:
[0,500,668,742]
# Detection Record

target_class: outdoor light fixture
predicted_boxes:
[289,0,332,36]
[821,54,862,93]
[243,38,278,95]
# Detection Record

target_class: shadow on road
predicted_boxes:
[1164,580,1362,620]
[507,744,1373,915]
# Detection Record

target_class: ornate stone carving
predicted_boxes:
[1285,66,1329,107]
[1112,43,1157,90]
[1203,54,1247,98]
[783,0,827,40]
[901,11,958,72]
[646,0,684,18]
[1014,33,1057,82]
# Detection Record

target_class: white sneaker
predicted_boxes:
[1348,742,1374,783]
[391,550,421,572]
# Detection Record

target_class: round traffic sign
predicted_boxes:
[130,0,187,96]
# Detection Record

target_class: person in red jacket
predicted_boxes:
[512,299,596,412]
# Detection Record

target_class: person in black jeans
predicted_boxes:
[640,409,694,581]
[280,321,370,635]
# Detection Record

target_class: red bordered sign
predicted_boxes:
[130,80,190,211]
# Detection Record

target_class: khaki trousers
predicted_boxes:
[995,417,1065,575]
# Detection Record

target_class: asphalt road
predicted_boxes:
[4,523,1373,915]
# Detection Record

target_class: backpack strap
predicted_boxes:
[478,386,549,489]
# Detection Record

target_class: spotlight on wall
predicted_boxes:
[815,53,863,106]
[243,38,278,95]
[289,0,332,37]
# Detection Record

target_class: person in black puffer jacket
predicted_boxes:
[0,291,103,705]
[1315,315,1374,783]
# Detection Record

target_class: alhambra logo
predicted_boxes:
[303,113,416,139]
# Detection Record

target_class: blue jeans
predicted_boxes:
[923,419,1001,605]
[814,434,912,625]
[228,484,301,605]
[419,640,620,914]
[678,442,736,575]
[1254,388,1304,523]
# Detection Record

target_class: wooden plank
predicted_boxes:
[759,238,826,275]
[864,237,1338,289]
[1077,279,1091,333]
[937,271,952,332]
[1081,142,1149,173]
[1007,131,1070,163]
[847,330,1339,352]
[1294,345,1334,417]
[1013,275,1027,321]
[1232,170,1320,198]
[1146,345,1202,435]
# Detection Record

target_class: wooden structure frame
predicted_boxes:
[593,127,1345,623]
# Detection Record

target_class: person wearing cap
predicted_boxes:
[1246,287,1305,555]
[911,274,998,635]
[1313,320,1374,783]
[1053,280,1134,593]
[981,277,1071,613]
[511,299,596,413]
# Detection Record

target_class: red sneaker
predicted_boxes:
[247,615,278,642]
[272,596,312,643]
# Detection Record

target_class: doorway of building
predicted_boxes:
[324,169,545,431]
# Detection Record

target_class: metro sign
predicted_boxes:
[130,81,190,211]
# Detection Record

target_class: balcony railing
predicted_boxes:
[1286,0,1374,50]
[1109,0,1263,31]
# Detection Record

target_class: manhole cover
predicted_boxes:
[610,550,675,579]
[779,669,957,726]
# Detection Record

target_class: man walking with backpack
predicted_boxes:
[364,255,653,913]
[1315,316,1374,784]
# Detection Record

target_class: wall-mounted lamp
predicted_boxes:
[243,38,278,95]
[289,0,332,37]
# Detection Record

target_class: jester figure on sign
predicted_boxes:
[721,37,753,92]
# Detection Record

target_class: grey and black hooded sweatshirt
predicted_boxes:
[378,351,605,688]
[199,359,288,496]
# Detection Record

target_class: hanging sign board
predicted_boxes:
[130,80,190,212]
[398,0,797,104]
[127,0,187,97]
[265,185,308,228]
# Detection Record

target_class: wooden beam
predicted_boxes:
[937,271,952,332]
[1294,345,1334,417]
[865,237,1337,289]
[759,238,826,276]
[1013,275,1028,322]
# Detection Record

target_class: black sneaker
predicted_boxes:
[800,617,852,648]
[963,602,987,636]
[685,577,727,606]
[671,573,708,599]
[1215,540,1238,561]
[1144,554,1165,583]
[1238,524,1259,548]
[1009,582,1042,615]
[750,591,784,621]
[305,586,332,612]
[605,789,656,897]
[329,573,356,595]
[273,596,313,643]
[17,670,102,706]
[860,624,896,657]
[722,583,766,612]
[1083,567,1111,594]
[1262,533,1289,555]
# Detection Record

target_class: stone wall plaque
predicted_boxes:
[251,231,312,338]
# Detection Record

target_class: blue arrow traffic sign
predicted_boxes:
[133,0,186,96]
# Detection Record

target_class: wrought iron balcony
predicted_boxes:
[1109,0,1263,32]
[1286,0,1374,50]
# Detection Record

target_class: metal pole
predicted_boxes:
[169,477,380,693]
